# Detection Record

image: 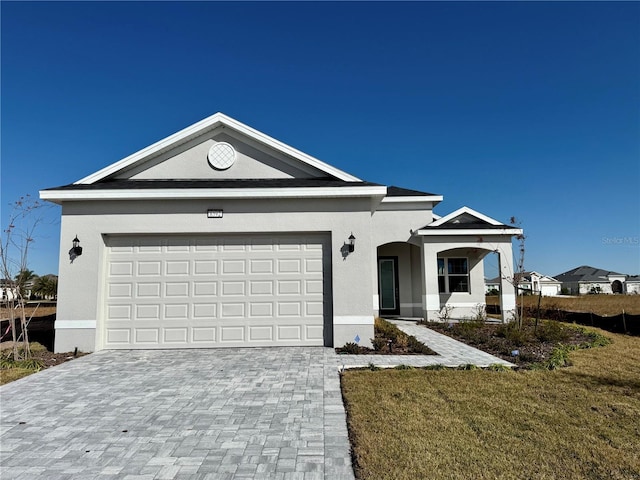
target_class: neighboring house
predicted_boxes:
[0,278,34,302]
[485,271,561,296]
[485,277,501,294]
[555,266,640,295]
[40,113,522,353]
[519,271,562,296]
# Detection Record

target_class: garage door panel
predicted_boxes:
[194,260,217,275]
[104,234,329,348]
[249,302,273,317]
[222,260,245,274]
[193,303,217,318]
[108,283,133,298]
[192,327,216,343]
[164,328,188,343]
[137,282,161,297]
[138,261,161,276]
[135,328,159,344]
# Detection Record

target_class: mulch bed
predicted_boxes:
[1,341,86,369]
[422,320,598,369]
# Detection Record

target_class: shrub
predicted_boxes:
[341,342,361,354]
[375,318,400,342]
[487,363,511,372]
[423,364,446,370]
[459,364,478,370]
[496,322,529,346]
[367,362,381,371]
[535,321,570,343]
[394,364,414,370]
[371,338,387,351]
[406,336,434,354]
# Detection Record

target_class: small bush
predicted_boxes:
[367,362,381,371]
[407,336,434,354]
[28,342,48,353]
[487,363,511,372]
[535,321,570,343]
[585,330,611,348]
[543,345,573,370]
[459,364,478,370]
[375,318,400,342]
[496,322,529,346]
[371,338,387,351]
[15,359,44,371]
[341,342,361,354]
[394,364,414,370]
[423,364,446,370]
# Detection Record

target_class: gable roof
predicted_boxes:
[428,206,505,228]
[75,113,361,184]
[415,206,522,236]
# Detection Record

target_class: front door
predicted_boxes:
[378,257,400,315]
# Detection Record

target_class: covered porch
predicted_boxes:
[375,207,522,322]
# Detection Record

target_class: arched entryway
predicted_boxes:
[611,280,623,294]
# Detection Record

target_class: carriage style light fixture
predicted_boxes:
[69,235,83,263]
[348,233,356,253]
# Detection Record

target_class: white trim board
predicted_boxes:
[40,186,388,203]
[55,320,97,329]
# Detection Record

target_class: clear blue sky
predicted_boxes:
[2,1,639,278]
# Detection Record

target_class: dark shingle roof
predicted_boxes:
[554,265,625,282]
[386,186,439,197]
[427,223,510,229]
[43,178,383,191]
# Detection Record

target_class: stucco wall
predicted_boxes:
[54,197,375,352]
[118,131,321,180]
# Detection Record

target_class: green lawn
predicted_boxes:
[341,328,640,480]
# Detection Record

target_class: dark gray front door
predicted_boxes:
[378,257,400,315]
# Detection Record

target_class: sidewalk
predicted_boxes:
[335,319,514,369]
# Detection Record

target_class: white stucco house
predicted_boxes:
[555,266,640,295]
[40,113,522,353]
[486,271,561,296]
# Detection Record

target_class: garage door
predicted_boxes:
[102,234,330,348]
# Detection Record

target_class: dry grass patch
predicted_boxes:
[341,328,640,480]
[0,304,57,320]
[486,294,640,315]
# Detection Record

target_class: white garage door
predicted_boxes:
[102,234,330,349]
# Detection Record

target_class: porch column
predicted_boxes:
[497,242,517,323]
[421,240,440,321]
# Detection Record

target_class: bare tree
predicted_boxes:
[0,195,47,360]
[509,216,526,329]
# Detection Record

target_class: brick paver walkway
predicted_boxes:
[0,348,354,480]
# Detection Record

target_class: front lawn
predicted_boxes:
[341,328,640,480]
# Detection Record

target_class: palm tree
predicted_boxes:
[32,275,58,300]
[14,269,36,299]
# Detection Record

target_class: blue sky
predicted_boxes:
[2,1,639,279]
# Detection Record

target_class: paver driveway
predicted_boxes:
[0,348,354,480]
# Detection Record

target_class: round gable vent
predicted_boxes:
[207,142,236,170]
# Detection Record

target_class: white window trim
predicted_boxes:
[438,257,470,294]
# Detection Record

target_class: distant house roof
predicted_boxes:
[554,265,626,283]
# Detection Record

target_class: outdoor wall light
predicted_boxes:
[348,233,356,253]
[69,235,83,263]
